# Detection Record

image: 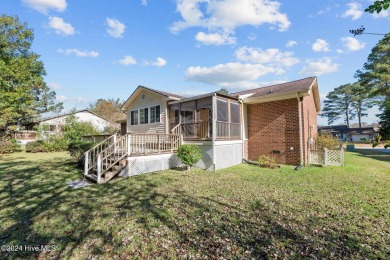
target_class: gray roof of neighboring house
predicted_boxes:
[231,77,317,98]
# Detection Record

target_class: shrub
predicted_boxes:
[257,155,278,169]
[68,141,96,166]
[26,141,48,153]
[177,144,202,170]
[45,135,68,151]
[0,141,17,154]
[314,134,342,150]
[360,137,367,142]
[385,141,390,149]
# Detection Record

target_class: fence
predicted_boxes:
[308,148,344,166]
[13,131,37,141]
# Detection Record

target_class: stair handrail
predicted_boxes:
[171,123,181,135]
[84,133,118,176]
[96,134,129,183]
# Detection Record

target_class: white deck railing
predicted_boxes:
[84,133,182,181]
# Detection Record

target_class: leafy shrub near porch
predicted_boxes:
[26,141,48,153]
[177,144,202,170]
[0,140,20,154]
[257,155,278,169]
[68,141,96,165]
[314,134,342,150]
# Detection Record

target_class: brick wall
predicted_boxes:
[247,99,301,165]
[302,92,318,165]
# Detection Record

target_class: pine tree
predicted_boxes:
[356,33,390,137]
[321,84,355,127]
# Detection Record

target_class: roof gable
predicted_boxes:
[122,85,183,110]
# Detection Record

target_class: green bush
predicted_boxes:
[257,155,278,169]
[177,144,202,170]
[0,141,18,154]
[360,137,367,142]
[26,141,48,153]
[385,141,390,149]
[314,134,342,150]
[68,141,96,165]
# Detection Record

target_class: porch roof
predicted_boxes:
[168,92,238,105]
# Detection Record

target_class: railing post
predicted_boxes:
[113,134,117,154]
[84,151,89,176]
[97,154,102,184]
[324,148,328,166]
[158,135,161,153]
[127,134,131,155]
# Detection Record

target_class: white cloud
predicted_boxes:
[58,48,99,58]
[22,0,67,14]
[312,39,330,52]
[195,32,236,45]
[300,57,339,76]
[141,0,148,5]
[235,47,299,67]
[342,2,363,20]
[170,0,290,34]
[336,49,344,54]
[145,57,167,67]
[372,9,389,18]
[47,82,62,90]
[118,55,137,65]
[56,95,68,102]
[341,37,366,51]
[286,40,297,48]
[106,18,126,38]
[48,16,75,36]
[185,62,284,87]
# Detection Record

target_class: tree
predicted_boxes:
[217,88,229,95]
[321,84,355,127]
[350,83,375,128]
[365,0,390,13]
[0,15,62,134]
[88,98,124,123]
[356,33,390,137]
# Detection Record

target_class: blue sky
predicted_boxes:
[2,0,390,125]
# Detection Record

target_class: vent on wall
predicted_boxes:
[272,150,281,154]
[141,93,146,99]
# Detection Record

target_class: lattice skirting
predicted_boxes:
[309,149,344,166]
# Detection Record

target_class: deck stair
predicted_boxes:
[84,133,182,184]
[84,134,129,184]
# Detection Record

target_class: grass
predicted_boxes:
[0,150,389,259]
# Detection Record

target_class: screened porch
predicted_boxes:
[168,93,241,140]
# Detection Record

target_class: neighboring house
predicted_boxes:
[39,109,118,136]
[318,125,379,142]
[123,77,319,166]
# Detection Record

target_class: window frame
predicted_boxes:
[130,110,138,126]
[139,107,149,125]
[150,105,161,124]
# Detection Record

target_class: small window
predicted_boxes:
[150,105,161,123]
[130,110,138,125]
[140,108,148,124]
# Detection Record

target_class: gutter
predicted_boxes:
[212,93,217,170]
[238,97,245,160]
[297,95,304,166]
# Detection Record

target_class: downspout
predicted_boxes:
[297,95,304,166]
[212,93,217,170]
[238,97,245,160]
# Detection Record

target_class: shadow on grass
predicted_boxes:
[353,149,390,163]
[0,155,387,258]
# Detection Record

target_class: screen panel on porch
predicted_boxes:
[216,97,241,139]
[181,101,196,137]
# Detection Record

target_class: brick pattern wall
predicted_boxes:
[302,93,318,165]
[247,99,301,165]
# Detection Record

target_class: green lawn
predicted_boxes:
[0,150,389,259]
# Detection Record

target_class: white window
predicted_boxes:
[150,105,161,123]
[130,110,138,125]
[140,108,148,124]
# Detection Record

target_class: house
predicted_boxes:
[38,109,118,136]
[84,77,320,183]
[318,125,379,142]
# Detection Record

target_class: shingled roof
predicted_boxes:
[231,77,317,98]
